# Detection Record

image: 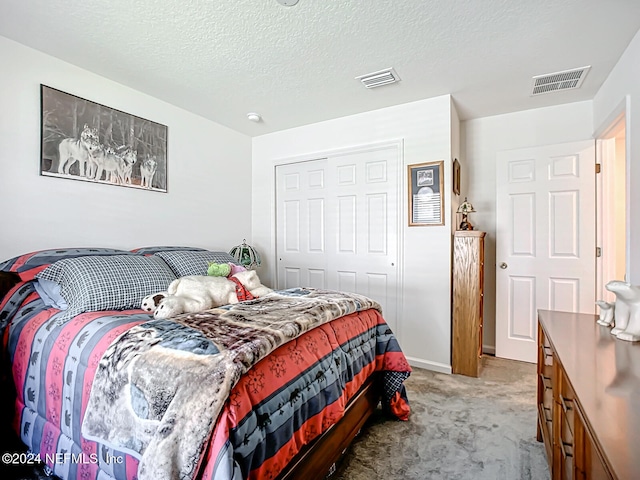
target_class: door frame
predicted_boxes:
[594,95,631,297]
[271,139,405,338]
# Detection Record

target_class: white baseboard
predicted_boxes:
[482,345,496,355]
[405,356,452,374]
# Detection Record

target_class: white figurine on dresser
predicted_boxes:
[595,300,615,326]
[596,280,640,342]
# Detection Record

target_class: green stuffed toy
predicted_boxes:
[207,262,231,277]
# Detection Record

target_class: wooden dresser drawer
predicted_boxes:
[559,372,576,436]
[540,342,554,380]
[536,322,554,465]
[541,375,553,425]
[560,413,575,480]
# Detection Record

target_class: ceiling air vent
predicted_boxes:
[355,68,401,89]
[531,66,591,96]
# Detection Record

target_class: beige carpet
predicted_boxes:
[333,356,550,480]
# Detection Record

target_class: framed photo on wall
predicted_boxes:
[453,158,461,195]
[40,85,168,192]
[408,160,444,226]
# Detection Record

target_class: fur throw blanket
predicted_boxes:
[81,288,381,480]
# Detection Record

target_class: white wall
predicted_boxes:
[252,96,455,373]
[0,36,252,261]
[450,98,462,223]
[593,28,640,283]
[462,101,594,352]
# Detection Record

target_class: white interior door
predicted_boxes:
[276,146,399,332]
[276,158,329,289]
[496,140,596,363]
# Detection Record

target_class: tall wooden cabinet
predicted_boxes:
[452,231,485,377]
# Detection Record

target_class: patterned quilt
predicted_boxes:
[82,288,385,480]
[1,272,410,480]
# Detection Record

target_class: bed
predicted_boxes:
[0,247,411,480]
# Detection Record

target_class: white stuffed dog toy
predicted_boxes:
[141,291,168,313]
[152,275,237,319]
[151,272,273,319]
[168,275,238,307]
[154,294,209,319]
[232,270,273,298]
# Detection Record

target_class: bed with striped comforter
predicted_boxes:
[0,249,410,480]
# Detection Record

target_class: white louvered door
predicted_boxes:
[495,140,596,363]
[276,145,399,333]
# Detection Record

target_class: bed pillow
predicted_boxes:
[0,248,133,280]
[154,250,238,277]
[34,278,68,309]
[130,246,208,256]
[36,254,177,324]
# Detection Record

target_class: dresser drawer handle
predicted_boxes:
[561,440,573,458]
[560,396,573,413]
[541,345,553,360]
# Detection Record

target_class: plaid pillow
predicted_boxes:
[36,255,176,324]
[130,246,207,256]
[0,248,133,280]
[154,250,237,277]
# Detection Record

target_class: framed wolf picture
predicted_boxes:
[40,85,168,192]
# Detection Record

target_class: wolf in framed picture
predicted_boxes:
[0,246,411,480]
[40,85,168,192]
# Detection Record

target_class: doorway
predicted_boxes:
[596,111,627,302]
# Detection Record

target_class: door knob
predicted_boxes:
[499,262,508,269]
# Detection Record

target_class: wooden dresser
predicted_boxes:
[537,310,640,479]
[452,230,485,377]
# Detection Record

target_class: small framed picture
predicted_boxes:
[408,161,444,226]
[453,158,460,196]
[417,169,434,186]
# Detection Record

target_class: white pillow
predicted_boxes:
[34,278,68,310]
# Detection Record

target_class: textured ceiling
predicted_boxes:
[1,0,640,137]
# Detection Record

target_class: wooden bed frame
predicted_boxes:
[277,373,381,480]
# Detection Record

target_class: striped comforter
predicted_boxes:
[0,256,410,480]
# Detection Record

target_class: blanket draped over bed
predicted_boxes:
[81,288,382,480]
